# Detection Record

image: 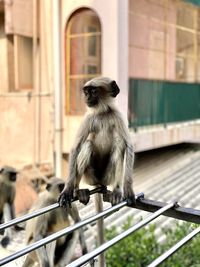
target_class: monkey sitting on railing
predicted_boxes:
[59,77,135,208]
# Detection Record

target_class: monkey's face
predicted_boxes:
[46,178,65,196]
[83,86,99,107]
[83,77,120,108]
[0,166,17,182]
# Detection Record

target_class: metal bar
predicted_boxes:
[0,187,104,232]
[0,201,127,265]
[68,202,175,267]
[2,192,200,231]
[147,225,200,267]
[135,194,200,224]
[95,193,105,267]
[52,0,62,177]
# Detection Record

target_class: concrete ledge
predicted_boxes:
[131,120,200,152]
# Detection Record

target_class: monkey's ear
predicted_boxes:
[110,80,120,97]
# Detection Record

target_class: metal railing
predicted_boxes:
[1,189,200,267]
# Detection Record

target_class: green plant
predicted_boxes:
[105,218,200,267]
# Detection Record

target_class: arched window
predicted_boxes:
[65,9,101,115]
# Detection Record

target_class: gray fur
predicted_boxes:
[0,166,17,247]
[59,77,135,207]
[23,178,87,267]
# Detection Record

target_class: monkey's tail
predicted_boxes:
[77,141,93,175]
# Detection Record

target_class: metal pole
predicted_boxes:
[0,187,104,232]
[0,201,127,265]
[95,193,105,267]
[67,202,175,267]
[147,225,200,267]
[52,0,62,177]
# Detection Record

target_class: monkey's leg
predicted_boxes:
[76,135,94,205]
[35,241,51,267]
[55,231,79,267]
[105,148,124,206]
[46,240,56,267]
[22,254,35,267]
[123,144,135,206]
[1,203,13,247]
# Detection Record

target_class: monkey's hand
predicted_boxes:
[124,185,135,207]
[58,186,74,208]
[76,189,90,205]
[111,187,123,206]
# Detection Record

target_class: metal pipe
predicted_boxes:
[67,202,175,267]
[0,187,104,232]
[147,225,200,267]
[3,191,200,231]
[0,200,127,265]
[135,196,200,224]
[95,193,105,267]
[52,0,63,178]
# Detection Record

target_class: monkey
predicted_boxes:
[58,77,135,208]
[22,177,87,267]
[0,165,18,247]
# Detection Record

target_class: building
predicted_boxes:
[0,0,200,169]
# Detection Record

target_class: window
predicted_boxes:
[129,0,200,83]
[65,9,101,115]
[15,35,33,89]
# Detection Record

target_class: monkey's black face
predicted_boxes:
[0,167,17,182]
[83,86,99,107]
[9,172,17,182]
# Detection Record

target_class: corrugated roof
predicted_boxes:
[1,144,200,266]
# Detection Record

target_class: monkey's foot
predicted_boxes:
[58,188,74,208]
[1,236,10,248]
[124,187,136,207]
[103,190,113,203]
[111,188,123,206]
[76,189,90,205]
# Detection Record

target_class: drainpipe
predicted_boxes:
[52,0,62,177]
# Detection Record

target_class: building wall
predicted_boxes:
[0,1,54,167]
[0,13,9,92]
[128,0,200,150]
[61,0,129,152]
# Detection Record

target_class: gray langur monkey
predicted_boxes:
[58,77,135,208]
[0,166,18,247]
[22,177,87,267]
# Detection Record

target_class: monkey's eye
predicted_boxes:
[83,88,88,96]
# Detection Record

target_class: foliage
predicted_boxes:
[105,218,200,267]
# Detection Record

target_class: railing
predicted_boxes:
[1,189,200,267]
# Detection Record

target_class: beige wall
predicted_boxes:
[0,95,53,167]
[61,0,129,152]
[0,1,54,168]
[129,0,177,80]
[0,13,8,92]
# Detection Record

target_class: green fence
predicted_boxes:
[128,79,200,129]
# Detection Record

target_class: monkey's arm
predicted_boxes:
[123,141,135,205]
[116,114,135,205]
[33,217,51,267]
[1,203,13,247]
[69,204,88,254]
[58,116,93,208]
